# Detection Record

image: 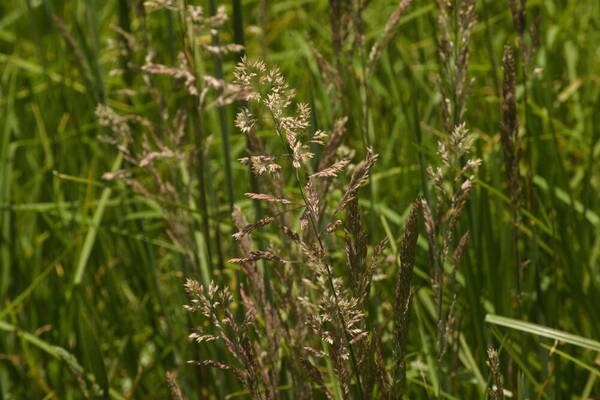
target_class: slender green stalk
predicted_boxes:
[208,0,235,214]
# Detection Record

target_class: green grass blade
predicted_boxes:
[0,319,85,374]
[485,314,600,352]
[0,265,53,320]
[540,343,600,378]
[77,295,110,398]
[73,152,123,285]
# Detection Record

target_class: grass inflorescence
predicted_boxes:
[1,0,598,398]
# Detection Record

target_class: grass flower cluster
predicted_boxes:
[1,0,598,399]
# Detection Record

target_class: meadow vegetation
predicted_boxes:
[0,0,599,398]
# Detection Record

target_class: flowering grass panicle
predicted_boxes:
[182,57,428,399]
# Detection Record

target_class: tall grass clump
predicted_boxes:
[183,57,426,399]
[1,0,599,398]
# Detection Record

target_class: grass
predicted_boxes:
[0,0,598,398]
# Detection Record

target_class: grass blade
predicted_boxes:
[72,153,123,285]
[485,314,600,352]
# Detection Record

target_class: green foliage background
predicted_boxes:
[0,0,598,398]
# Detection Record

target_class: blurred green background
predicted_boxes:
[0,0,598,398]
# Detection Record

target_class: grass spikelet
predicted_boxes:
[310,159,350,179]
[367,0,413,74]
[436,0,477,131]
[487,347,505,400]
[244,193,291,204]
[232,216,276,240]
[165,371,186,400]
[500,44,523,298]
[393,198,420,395]
[337,148,379,213]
